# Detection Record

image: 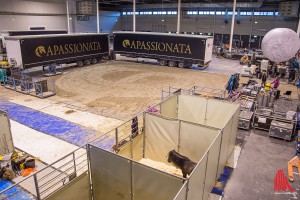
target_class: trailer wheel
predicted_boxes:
[159,60,167,66]
[77,60,84,67]
[178,62,185,68]
[168,61,177,67]
[84,59,91,65]
[91,58,98,64]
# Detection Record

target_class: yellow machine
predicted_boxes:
[240,55,249,65]
[0,61,8,66]
[265,83,271,91]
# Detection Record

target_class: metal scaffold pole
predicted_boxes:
[177,0,181,34]
[97,0,100,33]
[133,0,136,32]
[66,1,70,33]
[229,0,237,53]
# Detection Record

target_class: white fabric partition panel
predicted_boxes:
[217,119,233,176]
[161,95,178,119]
[145,113,179,165]
[187,153,208,200]
[0,110,14,154]
[228,109,240,159]
[203,133,222,200]
[174,183,188,200]
[205,99,238,128]
[118,134,143,161]
[132,161,184,200]
[178,95,208,125]
[89,146,132,200]
[179,121,220,162]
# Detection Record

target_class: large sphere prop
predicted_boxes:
[261,28,300,63]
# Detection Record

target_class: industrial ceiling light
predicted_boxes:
[162,19,165,22]
[255,21,258,23]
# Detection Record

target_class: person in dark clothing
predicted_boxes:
[255,67,261,79]
[131,116,138,138]
[261,70,267,87]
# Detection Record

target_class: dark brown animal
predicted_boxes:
[167,150,197,178]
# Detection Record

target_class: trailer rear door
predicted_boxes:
[204,38,214,64]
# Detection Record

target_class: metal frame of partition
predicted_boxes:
[161,86,226,101]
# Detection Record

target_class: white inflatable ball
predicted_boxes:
[261,28,300,63]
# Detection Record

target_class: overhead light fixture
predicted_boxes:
[162,19,165,22]
[255,21,258,23]
[69,17,72,20]
[12,18,15,21]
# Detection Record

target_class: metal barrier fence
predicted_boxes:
[3,77,56,98]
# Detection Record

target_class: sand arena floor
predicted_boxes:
[54,60,236,120]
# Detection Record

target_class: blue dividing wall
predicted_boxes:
[0,101,115,149]
[0,180,36,200]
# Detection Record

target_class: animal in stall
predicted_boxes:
[167,150,197,178]
[112,139,129,153]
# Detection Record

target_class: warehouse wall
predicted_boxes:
[120,13,298,36]
[0,0,68,31]
[0,0,120,34]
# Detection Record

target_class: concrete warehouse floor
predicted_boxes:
[0,56,299,199]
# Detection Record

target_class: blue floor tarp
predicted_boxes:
[0,180,36,200]
[0,101,114,149]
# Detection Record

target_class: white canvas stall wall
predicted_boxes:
[178,95,208,125]
[0,110,14,154]
[205,99,240,128]
[89,146,132,200]
[217,119,233,177]
[144,113,179,165]
[228,109,240,158]
[118,134,143,161]
[89,145,184,200]
[160,95,178,119]
[186,153,208,200]
[179,121,220,162]
[132,161,184,200]
[176,95,239,129]
[46,172,91,200]
[203,134,222,200]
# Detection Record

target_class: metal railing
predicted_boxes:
[161,86,226,101]
[0,146,88,200]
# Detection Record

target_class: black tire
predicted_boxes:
[84,59,91,65]
[91,58,98,64]
[77,60,84,67]
[168,60,177,67]
[178,62,185,68]
[159,60,167,66]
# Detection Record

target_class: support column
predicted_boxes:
[97,0,100,33]
[66,1,70,34]
[177,0,181,34]
[297,14,300,36]
[229,0,237,53]
[212,9,216,36]
[133,0,136,32]
[249,10,254,48]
